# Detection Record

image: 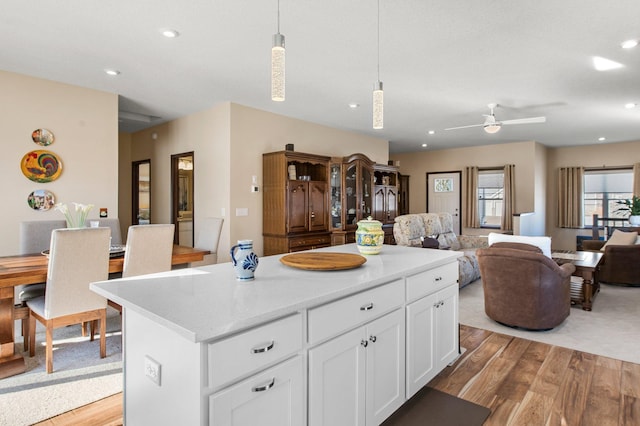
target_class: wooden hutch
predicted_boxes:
[263,150,399,255]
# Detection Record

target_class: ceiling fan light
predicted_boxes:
[484,124,501,134]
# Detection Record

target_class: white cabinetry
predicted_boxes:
[309,308,405,426]
[406,276,459,398]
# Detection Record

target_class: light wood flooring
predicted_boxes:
[35,324,640,426]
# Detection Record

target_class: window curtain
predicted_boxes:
[501,164,515,231]
[634,163,640,197]
[464,166,479,228]
[557,166,584,228]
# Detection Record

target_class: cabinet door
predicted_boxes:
[288,182,308,233]
[385,187,398,223]
[365,309,405,426]
[405,291,438,398]
[309,327,366,426]
[309,181,329,232]
[435,284,459,368]
[209,356,304,426]
[361,164,373,219]
[373,186,386,223]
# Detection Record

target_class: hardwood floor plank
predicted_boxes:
[548,351,597,426]
[483,396,519,426]
[622,362,640,398]
[582,359,622,426]
[508,390,553,426]
[621,395,640,426]
[495,340,550,402]
[529,345,574,398]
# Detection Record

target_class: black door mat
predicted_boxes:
[381,387,491,426]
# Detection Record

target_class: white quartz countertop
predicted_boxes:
[90,244,461,343]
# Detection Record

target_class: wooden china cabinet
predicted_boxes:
[263,151,331,255]
[373,164,399,244]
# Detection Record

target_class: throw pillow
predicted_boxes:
[636,236,640,245]
[602,229,638,250]
[487,232,552,258]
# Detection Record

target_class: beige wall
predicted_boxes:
[546,140,640,250]
[1,70,118,256]
[124,102,388,261]
[390,141,543,236]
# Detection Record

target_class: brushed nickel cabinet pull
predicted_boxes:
[360,303,374,311]
[252,377,275,392]
[251,340,275,354]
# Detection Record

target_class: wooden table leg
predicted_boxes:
[581,271,594,311]
[0,287,26,379]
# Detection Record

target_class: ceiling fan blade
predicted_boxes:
[501,116,546,125]
[444,123,484,131]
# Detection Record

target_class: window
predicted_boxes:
[583,169,633,226]
[478,169,504,228]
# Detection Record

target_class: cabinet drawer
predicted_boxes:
[406,262,458,302]
[289,234,331,250]
[208,314,303,389]
[308,279,404,344]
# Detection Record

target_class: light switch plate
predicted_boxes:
[144,355,161,386]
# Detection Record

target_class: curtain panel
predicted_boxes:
[464,166,479,228]
[557,166,584,228]
[501,164,515,231]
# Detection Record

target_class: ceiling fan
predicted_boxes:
[445,103,546,134]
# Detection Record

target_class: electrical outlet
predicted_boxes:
[144,355,161,386]
[251,185,259,193]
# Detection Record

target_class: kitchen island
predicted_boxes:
[91,244,462,426]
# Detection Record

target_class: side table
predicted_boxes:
[551,250,603,311]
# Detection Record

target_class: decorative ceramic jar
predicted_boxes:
[355,216,385,255]
[230,239,259,281]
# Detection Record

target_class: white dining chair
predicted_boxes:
[27,227,111,373]
[84,217,124,245]
[108,224,175,312]
[189,217,224,266]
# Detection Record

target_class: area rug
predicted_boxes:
[381,386,491,426]
[0,307,123,426]
[459,279,640,364]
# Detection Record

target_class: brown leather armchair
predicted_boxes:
[477,242,576,330]
[582,238,640,286]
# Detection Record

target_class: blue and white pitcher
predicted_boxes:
[230,239,259,281]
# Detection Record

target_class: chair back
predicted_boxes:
[123,224,175,278]
[20,220,67,254]
[191,217,224,266]
[84,218,123,245]
[44,228,110,318]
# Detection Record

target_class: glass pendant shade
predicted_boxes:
[271,33,285,102]
[373,81,383,130]
[483,124,501,134]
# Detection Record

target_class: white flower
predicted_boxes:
[55,202,94,228]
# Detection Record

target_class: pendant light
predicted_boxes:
[271,0,285,102]
[372,0,383,129]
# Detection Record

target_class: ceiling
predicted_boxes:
[3,0,639,154]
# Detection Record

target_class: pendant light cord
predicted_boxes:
[377,0,380,81]
[277,0,281,33]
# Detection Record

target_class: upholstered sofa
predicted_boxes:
[582,228,640,286]
[393,213,488,287]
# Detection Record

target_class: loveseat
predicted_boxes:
[393,213,488,287]
[582,228,640,286]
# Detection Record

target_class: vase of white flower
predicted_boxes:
[55,202,94,228]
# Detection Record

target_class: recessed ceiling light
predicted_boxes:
[348,103,359,109]
[161,29,180,38]
[621,39,638,49]
[421,143,428,148]
[625,103,637,109]
[104,69,120,76]
[428,130,435,135]
[598,137,606,141]
[592,56,624,71]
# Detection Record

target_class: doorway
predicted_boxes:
[132,160,151,225]
[426,171,461,235]
[171,152,194,246]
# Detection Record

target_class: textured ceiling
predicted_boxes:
[3,0,639,153]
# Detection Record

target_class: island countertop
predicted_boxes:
[90,244,461,343]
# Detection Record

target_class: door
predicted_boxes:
[405,292,437,398]
[132,160,151,225]
[308,327,366,426]
[435,285,459,368]
[427,171,461,235]
[288,182,309,233]
[309,181,328,232]
[171,152,195,246]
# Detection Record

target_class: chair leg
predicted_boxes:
[29,314,36,358]
[100,310,106,359]
[90,320,96,341]
[46,322,54,374]
[81,321,88,337]
[22,318,29,352]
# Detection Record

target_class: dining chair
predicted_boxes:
[16,220,67,349]
[189,217,224,266]
[108,224,175,312]
[27,227,111,373]
[84,217,124,245]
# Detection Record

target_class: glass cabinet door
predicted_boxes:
[330,163,342,229]
[361,166,372,218]
[345,163,357,227]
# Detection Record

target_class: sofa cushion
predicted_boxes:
[438,231,461,251]
[488,233,552,258]
[602,229,638,250]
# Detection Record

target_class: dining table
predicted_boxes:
[0,244,209,379]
